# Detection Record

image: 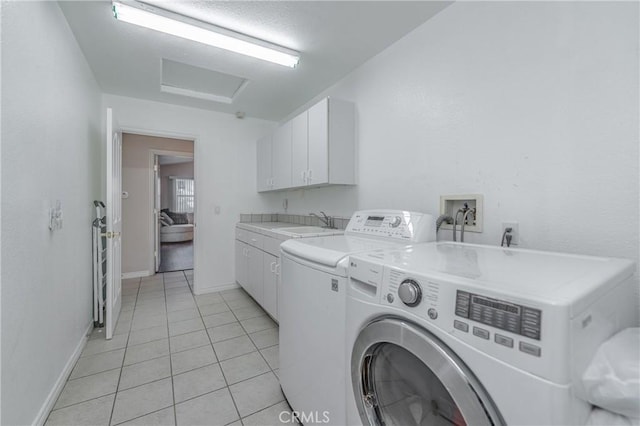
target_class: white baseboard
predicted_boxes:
[193,282,238,296]
[122,270,152,279]
[34,320,93,426]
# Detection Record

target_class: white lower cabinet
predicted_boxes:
[247,245,264,304]
[235,227,282,322]
[235,240,248,288]
[262,253,279,319]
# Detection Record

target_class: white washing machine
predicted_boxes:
[279,210,435,425]
[347,242,638,426]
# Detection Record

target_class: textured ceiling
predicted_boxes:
[59,1,451,121]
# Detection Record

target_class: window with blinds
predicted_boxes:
[172,177,194,213]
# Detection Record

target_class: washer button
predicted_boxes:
[427,308,438,320]
[453,320,468,332]
[386,293,394,303]
[519,342,542,357]
[473,327,490,340]
[495,334,514,348]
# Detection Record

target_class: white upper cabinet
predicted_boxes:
[307,98,330,186]
[256,135,273,192]
[256,97,355,192]
[291,110,308,187]
[272,120,293,190]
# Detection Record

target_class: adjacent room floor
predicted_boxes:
[46,270,291,426]
[159,242,194,273]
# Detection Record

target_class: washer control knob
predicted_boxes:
[398,279,422,307]
[390,216,402,228]
[428,308,438,320]
[386,293,394,303]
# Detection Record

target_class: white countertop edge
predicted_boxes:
[236,222,344,240]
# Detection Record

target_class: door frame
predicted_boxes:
[148,149,195,273]
[117,126,197,278]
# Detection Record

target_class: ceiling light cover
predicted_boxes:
[112,1,300,68]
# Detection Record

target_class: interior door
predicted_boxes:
[154,155,161,272]
[105,107,122,340]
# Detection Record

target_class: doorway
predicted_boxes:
[120,133,195,281]
[155,154,195,273]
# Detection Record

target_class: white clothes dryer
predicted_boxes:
[347,242,638,426]
[279,210,435,425]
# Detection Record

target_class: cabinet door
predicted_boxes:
[272,121,292,190]
[262,253,278,320]
[291,111,308,187]
[307,98,329,185]
[247,246,264,304]
[256,135,272,192]
[235,240,248,289]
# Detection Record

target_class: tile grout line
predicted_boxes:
[226,298,279,375]
[221,290,284,423]
[59,306,277,390]
[108,277,140,426]
[220,290,284,422]
[195,290,244,424]
[163,273,179,426]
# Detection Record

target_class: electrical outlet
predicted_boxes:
[502,222,519,245]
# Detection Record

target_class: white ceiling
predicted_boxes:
[59,1,451,121]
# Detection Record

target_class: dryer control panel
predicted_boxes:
[455,291,542,341]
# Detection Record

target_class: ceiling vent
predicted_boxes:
[161,58,248,104]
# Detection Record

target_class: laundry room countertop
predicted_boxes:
[236,221,344,240]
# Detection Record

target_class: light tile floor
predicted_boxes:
[46,271,294,426]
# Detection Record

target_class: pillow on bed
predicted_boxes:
[167,211,189,225]
[161,212,174,225]
[160,219,170,227]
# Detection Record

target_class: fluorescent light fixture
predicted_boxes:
[112,1,300,68]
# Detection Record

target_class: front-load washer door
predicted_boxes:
[352,318,504,426]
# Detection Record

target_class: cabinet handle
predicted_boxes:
[308,169,313,182]
[275,263,281,275]
[302,170,307,183]
[270,262,276,273]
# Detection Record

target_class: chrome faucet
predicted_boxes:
[310,211,335,229]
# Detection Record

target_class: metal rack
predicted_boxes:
[92,200,107,327]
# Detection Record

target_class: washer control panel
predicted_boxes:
[345,210,435,242]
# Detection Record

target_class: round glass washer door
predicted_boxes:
[351,318,504,426]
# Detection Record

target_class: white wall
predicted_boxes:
[121,134,194,275]
[161,161,194,210]
[103,94,274,293]
[261,2,639,267]
[1,2,102,424]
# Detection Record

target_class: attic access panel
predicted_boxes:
[161,58,248,103]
